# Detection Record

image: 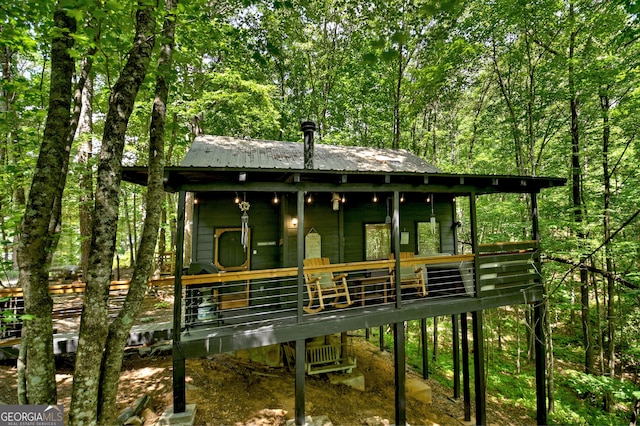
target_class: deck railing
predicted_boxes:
[0,241,542,343]
[174,254,476,335]
[477,240,541,296]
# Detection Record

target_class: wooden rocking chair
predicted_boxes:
[389,252,428,297]
[303,257,353,314]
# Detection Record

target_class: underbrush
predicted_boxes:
[365,313,638,425]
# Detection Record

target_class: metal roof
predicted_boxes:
[181,135,442,174]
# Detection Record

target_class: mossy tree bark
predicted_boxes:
[15,7,76,405]
[97,0,177,422]
[69,3,156,423]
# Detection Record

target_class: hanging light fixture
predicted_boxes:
[272,192,279,204]
[400,193,405,203]
[373,193,378,203]
[331,193,341,211]
[385,198,391,224]
[234,192,241,204]
[430,193,437,233]
[341,194,346,203]
[306,193,313,204]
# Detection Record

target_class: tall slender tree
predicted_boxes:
[69,2,157,422]
[97,0,177,422]
[15,5,76,405]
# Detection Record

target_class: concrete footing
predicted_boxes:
[406,378,432,404]
[327,368,365,391]
[158,404,196,426]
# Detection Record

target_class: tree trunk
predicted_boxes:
[69,4,156,423]
[600,90,616,411]
[568,0,594,375]
[16,7,76,405]
[97,3,176,422]
[545,298,555,413]
[78,74,94,280]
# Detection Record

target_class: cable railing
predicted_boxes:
[0,242,543,345]
[177,255,477,333]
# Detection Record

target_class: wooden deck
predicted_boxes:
[1,241,542,359]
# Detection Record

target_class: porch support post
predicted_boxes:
[532,191,547,425]
[421,318,428,379]
[295,338,306,426]
[472,310,486,425]
[172,190,186,413]
[461,312,471,421]
[295,190,306,425]
[452,314,460,399]
[391,191,407,425]
[393,322,407,426]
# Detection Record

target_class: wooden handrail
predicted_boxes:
[0,253,482,298]
[154,255,477,287]
[0,278,168,298]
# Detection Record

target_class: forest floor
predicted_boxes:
[0,282,537,425]
[0,337,536,426]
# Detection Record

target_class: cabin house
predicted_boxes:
[123,122,565,425]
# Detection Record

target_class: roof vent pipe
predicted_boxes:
[301,121,316,169]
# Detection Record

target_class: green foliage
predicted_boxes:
[566,370,640,403]
[183,71,280,139]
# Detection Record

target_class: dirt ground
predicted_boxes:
[0,287,536,425]
[0,334,536,426]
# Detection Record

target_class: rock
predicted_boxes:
[117,407,134,424]
[286,415,333,426]
[131,395,149,416]
[364,416,390,426]
[123,415,143,425]
[141,408,159,424]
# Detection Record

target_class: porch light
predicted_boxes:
[234,192,241,204]
[341,194,346,203]
[291,217,298,228]
[372,193,378,203]
[400,193,405,203]
[273,193,279,204]
[430,193,436,233]
[306,193,313,204]
[331,193,341,211]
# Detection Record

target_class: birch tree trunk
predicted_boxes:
[69,4,156,423]
[98,1,176,421]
